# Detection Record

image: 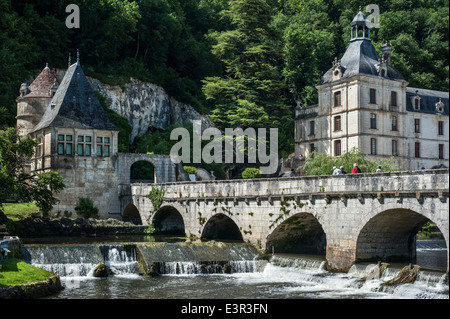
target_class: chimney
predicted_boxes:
[381,41,392,65]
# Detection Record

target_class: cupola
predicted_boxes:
[350,7,371,41]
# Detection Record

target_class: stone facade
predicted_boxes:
[127,169,449,272]
[295,10,449,171]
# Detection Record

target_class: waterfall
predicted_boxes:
[101,245,139,276]
[22,244,139,278]
[269,255,326,271]
[159,259,262,275]
[22,245,104,277]
[23,242,263,277]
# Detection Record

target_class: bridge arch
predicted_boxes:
[266,212,326,255]
[152,205,185,235]
[201,213,243,242]
[356,204,449,266]
[122,203,142,225]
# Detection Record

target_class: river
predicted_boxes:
[20,237,448,301]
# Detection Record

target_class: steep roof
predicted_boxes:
[319,39,405,85]
[319,10,405,85]
[23,64,58,98]
[31,61,119,133]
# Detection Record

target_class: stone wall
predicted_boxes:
[52,153,177,218]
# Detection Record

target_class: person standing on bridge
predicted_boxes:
[351,163,361,174]
[333,166,342,175]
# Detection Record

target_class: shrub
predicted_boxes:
[300,148,400,176]
[74,197,99,219]
[241,168,261,179]
[146,187,166,213]
[183,166,197,175]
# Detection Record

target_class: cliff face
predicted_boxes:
[56,70,213,144]
[88,77,214,144]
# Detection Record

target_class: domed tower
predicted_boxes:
[350,7,372,41]
[16,64,59,137]
[295,7,409,168]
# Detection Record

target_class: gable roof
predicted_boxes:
[31,62,119,133]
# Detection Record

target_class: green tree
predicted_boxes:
[203,0,291,131]
[74,197,99,219]
[241,167,261,179]
[277,0,337,105]
[0,128,65,215]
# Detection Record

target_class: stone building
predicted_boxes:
[16,55,177,219]
[295,9,449,171]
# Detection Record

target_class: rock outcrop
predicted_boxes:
[87,76,214,144]
[54,69,214,144]
[383,264,421,286]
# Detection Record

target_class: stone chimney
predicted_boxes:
[381,41,392,65]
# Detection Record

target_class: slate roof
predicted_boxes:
[406,87,449,116]
[319,10,405,85]
[23,64,58,98]
[31,61,119,133]
[319,39,405,85]
[351,10,369,26]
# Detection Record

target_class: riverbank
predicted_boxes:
[0,258,63,299]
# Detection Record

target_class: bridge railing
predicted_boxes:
[131,169,449,203]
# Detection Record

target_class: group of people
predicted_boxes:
[332,164,382,175]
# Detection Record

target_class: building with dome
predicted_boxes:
[294,8,449,171]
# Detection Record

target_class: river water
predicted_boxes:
[20,238,448,300]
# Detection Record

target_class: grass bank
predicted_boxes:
[0,258,55,287]
[1,203,39,221]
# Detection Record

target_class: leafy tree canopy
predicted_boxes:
[0,128,65,215]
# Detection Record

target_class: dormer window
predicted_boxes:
[332,57,342,81]
[413,97,420,110]
[436,98,444,113]
[376,59,387,77]
[412,91,421,110]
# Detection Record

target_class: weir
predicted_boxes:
[21,242,448,299]
[21,241,262,277]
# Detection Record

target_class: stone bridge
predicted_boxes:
[121,169,449,272]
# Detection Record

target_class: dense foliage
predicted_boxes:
[299,148,400,176]
[0,0,448,166]
[74,197,99,219]
[241,167,261,179]
[0,128,65,215]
